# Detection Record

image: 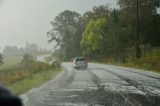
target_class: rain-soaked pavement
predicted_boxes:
[21,62,160,106]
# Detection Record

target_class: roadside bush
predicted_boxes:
[131,48,160,72]
[0,53,3,65]
[21,54,34,64]
[51,60,61,69]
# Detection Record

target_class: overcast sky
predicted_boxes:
[0,0,117,50]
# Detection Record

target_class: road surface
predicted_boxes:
[21,62,160,106]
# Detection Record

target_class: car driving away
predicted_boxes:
[73,57,88,70]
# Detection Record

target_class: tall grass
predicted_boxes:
[0,61,54,85]
[122,48,160,72]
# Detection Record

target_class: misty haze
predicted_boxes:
[0,0,160,106]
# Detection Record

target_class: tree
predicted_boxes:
[81,18,108,59]
[118,0,160,57]
[3,46,22,56]
[25,42,39,55]
[83,5,110,26]
[47,10,84,60]
[47,2,160,62]
[105,9,128,61]
[22,54,33,64]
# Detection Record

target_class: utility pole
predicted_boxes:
[135,0,141,58]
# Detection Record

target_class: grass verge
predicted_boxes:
[8,69,62,95]
[120,62,160,73]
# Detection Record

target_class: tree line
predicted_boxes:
[2,42,40,56]
[48,0,160,63]
[0,42,51,65]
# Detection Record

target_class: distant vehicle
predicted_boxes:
[73,57,88,70]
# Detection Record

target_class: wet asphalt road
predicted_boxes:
[21,62,160,106]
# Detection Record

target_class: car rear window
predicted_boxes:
[75,58,85,61]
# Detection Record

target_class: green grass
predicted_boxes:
[8,69,62,95]
[120,62,160,73]
[109,48,160,73]
[0,56,22,70]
